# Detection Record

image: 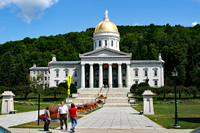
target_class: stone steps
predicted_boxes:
[106,97,128,103]
[73,88,130,106]
[72,97,96,104]
[103,103,130,107]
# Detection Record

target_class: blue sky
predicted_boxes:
[0,0,199,44]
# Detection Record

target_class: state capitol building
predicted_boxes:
[30,10,165,90]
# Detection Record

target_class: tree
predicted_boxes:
[15,54,29,85]
[0,52,15,90]
[130,84,138,94]
[44,87,66,99]
[11,85,34,99]
[189,86,199,98]
[70,83,77,94]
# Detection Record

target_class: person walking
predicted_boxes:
[44,106,51,131]
[57,101,68,130]
[69,103,78,132]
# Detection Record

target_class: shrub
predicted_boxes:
[138,82,149,88]
[70,83,77,94]
[130,84,138,94]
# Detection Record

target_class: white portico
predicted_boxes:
[79,47,132,89]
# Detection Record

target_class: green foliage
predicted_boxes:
[58,82,67,89]
[44,87,66,98]
[11,85,34,99]
[0,86,7,94]
[130,84,138,94]
[0,24,200,88]
[138,82,149,88]
[70,83,77,94]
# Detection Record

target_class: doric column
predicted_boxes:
[126,63,130,88]
[109,63,112,88]
[81,64,85,88]
[99,64,103,88]
[89,64,94,88]
[118,63,122,88]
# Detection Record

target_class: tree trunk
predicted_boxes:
[179,92,181,99]
[163,93,166,99]
[54,94,56,99]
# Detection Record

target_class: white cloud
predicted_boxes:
[134,23,141,26]
[0,0,59,23]
[192,22,198,26]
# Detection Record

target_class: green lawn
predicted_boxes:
[0,103,58,114]
[9,121,60,129]
[133,100,200,129]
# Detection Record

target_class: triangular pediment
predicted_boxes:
[79,47,131,58]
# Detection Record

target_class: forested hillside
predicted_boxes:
[0,24,200,88]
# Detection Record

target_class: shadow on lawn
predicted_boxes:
[179,117,200,123]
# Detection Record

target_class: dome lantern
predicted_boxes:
[93,10,120,51]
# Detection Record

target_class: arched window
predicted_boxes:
[99,41,101,47]
[105,40,107,46]
[111,40,113,46]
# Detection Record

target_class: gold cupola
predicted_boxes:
[94,10,119,34]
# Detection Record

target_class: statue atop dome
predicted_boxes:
[104,9,109,21]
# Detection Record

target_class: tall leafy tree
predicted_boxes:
[0,52,16,90]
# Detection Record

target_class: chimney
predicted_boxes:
[33,63,36,67]
[159,53,162,61]
[52,55,56,62]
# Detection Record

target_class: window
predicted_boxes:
[105,40,107,46]
[99,41,101,47]
[135,69,138,77]
[65,70,68,77]
[45,77,47,81]
[56,70,59,77]
[154,80,158,86]
[111,40,113,46]
[144,70,148,76]
[75,71,77,77]
[48,77,50,80]
[45,71,47,75]
[75,81,77,86]
[135,80,138,84]
[55,80,59,86]
[154,69,157,76]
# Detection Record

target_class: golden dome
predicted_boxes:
[94,10,119,34]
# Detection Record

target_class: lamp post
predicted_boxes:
[145,77,149,90]
[172,67,180,128]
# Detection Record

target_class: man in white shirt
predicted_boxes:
[57,101,68,130]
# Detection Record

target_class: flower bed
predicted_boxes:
[98,95,104,98]
[96,100,103,103]
[38,103,99,122]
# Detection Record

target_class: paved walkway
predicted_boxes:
[0,110,44,128]
[8,128,193,133]
[76,107,163,129]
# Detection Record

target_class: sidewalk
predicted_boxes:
[8,128,193,133]
[76,107,163,129]
[0,110,44,128]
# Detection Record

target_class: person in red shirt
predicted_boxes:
[69,103,78,132]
